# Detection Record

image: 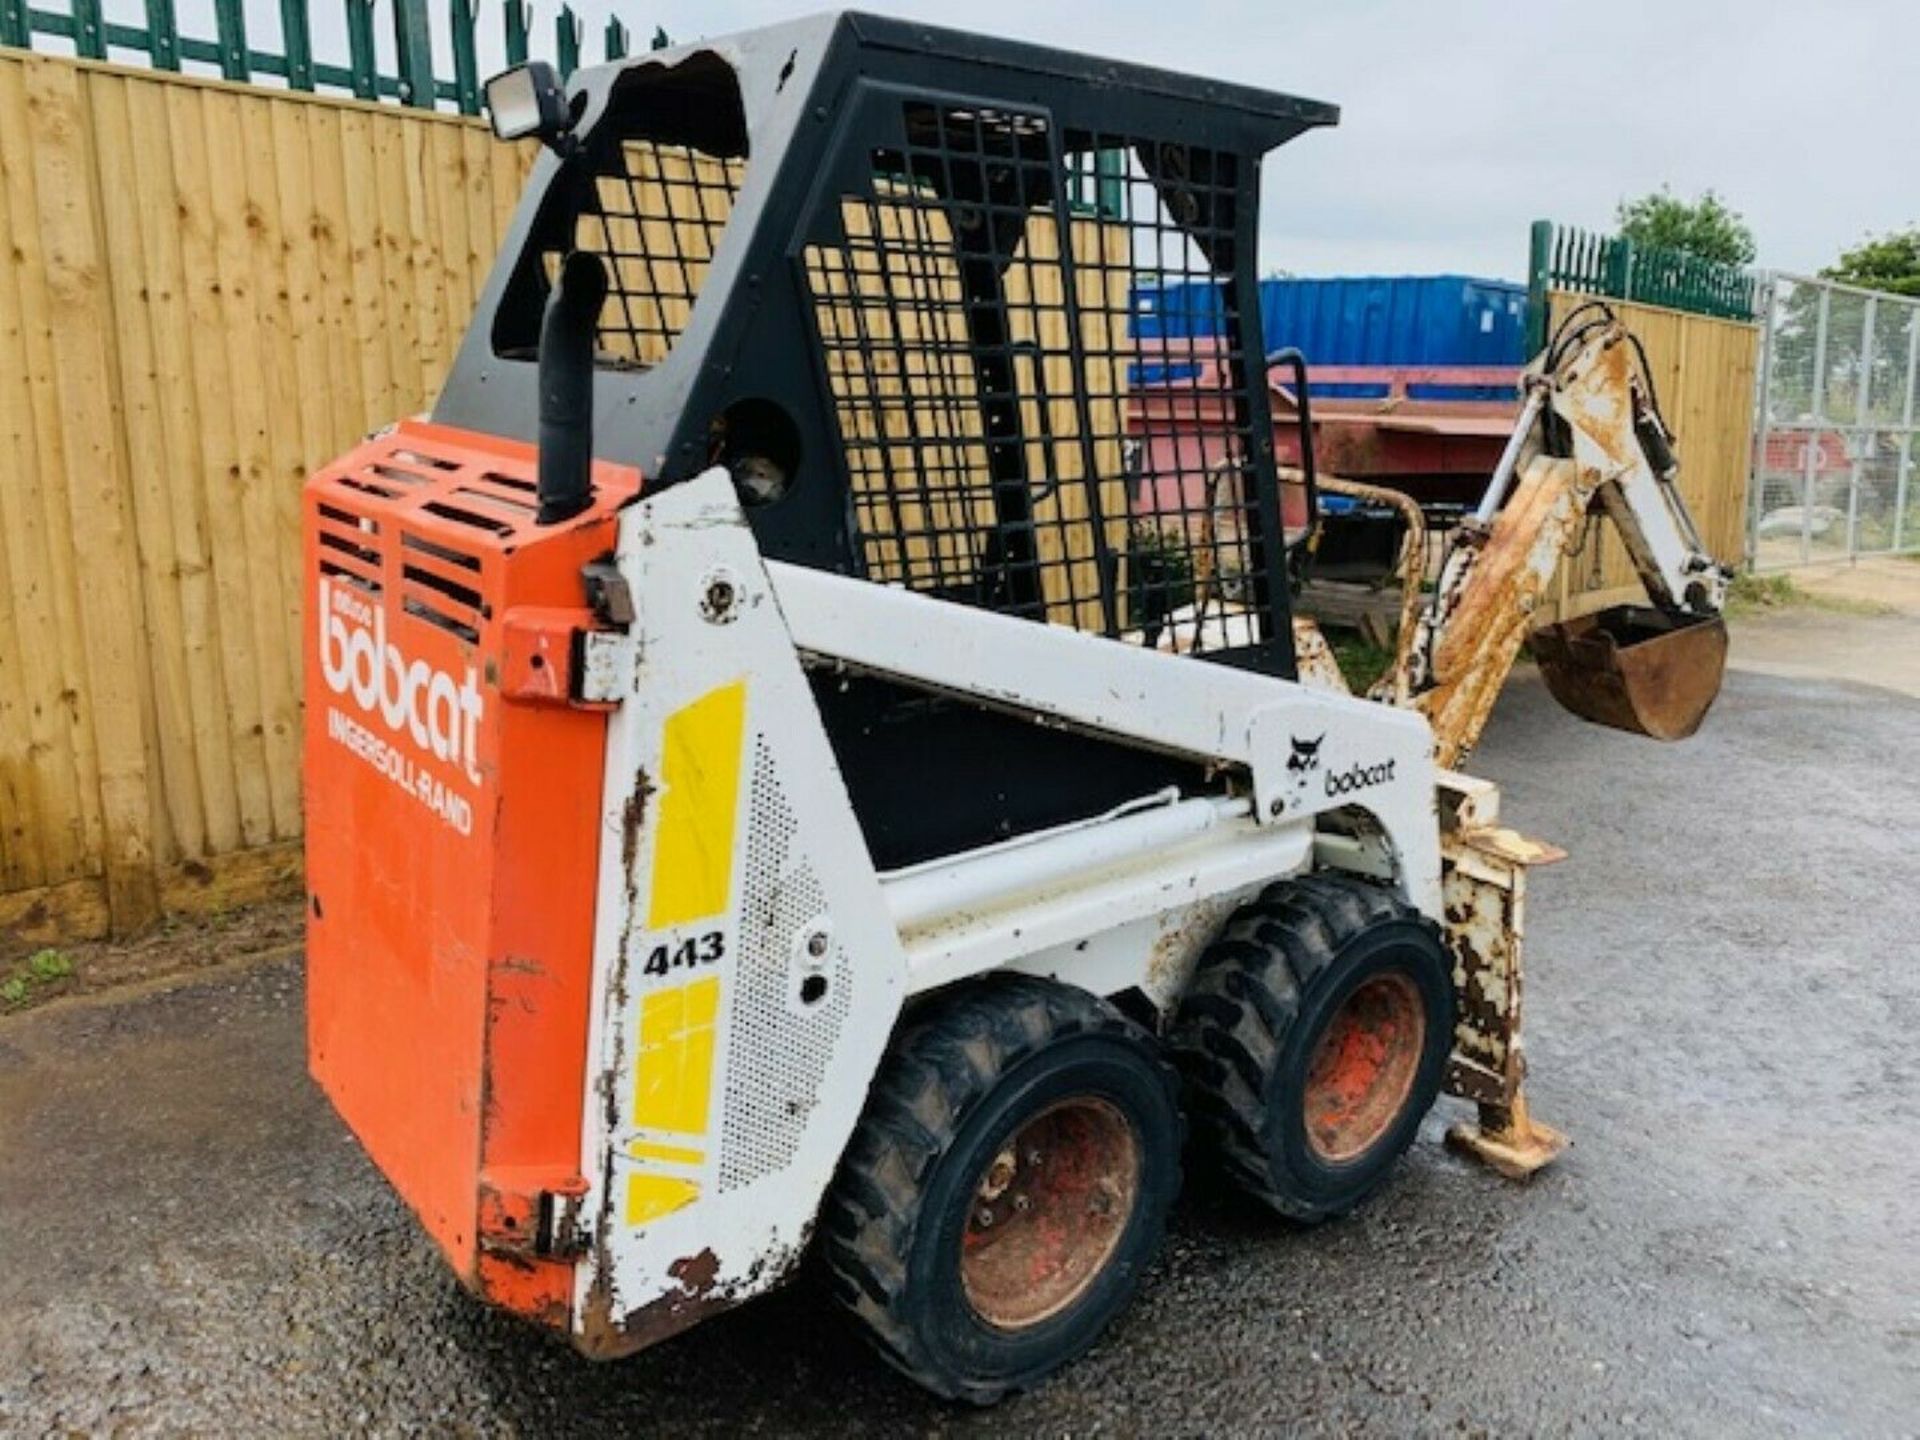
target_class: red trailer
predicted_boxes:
[1128,341,1521,586]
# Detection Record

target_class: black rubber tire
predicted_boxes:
[1174,871,1453,1223]
[820,974,1183,1405]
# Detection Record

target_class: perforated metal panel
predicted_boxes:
[718,739,853,1192]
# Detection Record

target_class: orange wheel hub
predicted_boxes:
[1303,972,1425,1163]
[959,1098,1140,1329]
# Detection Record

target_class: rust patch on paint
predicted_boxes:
[669,1247,721,1291]
[620,766,657,886]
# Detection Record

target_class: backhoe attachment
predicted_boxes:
[1390,305,1733,764]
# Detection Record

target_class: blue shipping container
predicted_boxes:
[1259,275,1527,368]
[1130,274,1528,394]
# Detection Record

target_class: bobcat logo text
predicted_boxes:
[319,579,483,835]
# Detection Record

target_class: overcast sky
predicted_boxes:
[148,0,1913,281]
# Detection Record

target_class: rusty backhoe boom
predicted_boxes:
[1382,305,1733,767]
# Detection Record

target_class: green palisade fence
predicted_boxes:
[1526,219,1760,351]
[0,0,651,112]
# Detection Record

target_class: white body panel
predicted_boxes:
[574,474,911,1346]
[573,469,1447,1349]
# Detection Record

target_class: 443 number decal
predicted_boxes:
[642,929,725,978]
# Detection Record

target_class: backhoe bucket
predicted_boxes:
[1531,606,1728,741]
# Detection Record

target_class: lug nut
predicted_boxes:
[977,1148,1016,1201]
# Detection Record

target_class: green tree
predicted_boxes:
[1821,228,1920,298]
[1615,187,1757,266]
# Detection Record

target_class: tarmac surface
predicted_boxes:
[3,659,1917,1436]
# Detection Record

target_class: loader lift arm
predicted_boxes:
[1372,304,1734,769]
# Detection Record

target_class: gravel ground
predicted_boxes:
[2,666,1917,1437]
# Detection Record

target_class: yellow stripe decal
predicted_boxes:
[625,1174,699,1226]
[631,973,720,1136]
[647,680,747,928]
[629,1139,705,1167]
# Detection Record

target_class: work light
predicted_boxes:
[484,62,571,150]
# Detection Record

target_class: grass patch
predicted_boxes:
[1723,572,1800,615]
[1329,632,1397,693]
[1725,572,1891,618]
[0,947,74,1011]
[0,897,306,1017]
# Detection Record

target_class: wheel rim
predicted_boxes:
[1303,971,1426,1163]
[959,1096,1140,1330]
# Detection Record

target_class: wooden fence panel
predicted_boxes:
[1543,290,1758,620]
[1,56,111,905]
[0,50,533,943]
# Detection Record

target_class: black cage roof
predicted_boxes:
[832,11,1339,133]
[565,11,1340,159]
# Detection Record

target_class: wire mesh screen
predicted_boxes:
[497,57,751,372]
[798,100,1282,655]
[565,141,745,369]
[1751,273,1920,567]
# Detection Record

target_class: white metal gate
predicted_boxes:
[1749,273,1920,568]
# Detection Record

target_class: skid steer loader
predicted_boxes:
[303,14,1730,1403]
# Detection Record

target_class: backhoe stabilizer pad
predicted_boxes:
[1445,1098,1568,1181]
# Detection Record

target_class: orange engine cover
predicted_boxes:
[303,420,639,1327]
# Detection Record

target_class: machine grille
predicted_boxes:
[308,430,568,647]
[399,529,486,643]
[718,740,852,1193]
[315,501,384,596]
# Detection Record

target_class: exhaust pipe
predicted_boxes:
[537,250,608,525]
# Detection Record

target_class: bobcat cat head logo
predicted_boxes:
[1285,733,1325,804]
[1288,734,1325,775]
